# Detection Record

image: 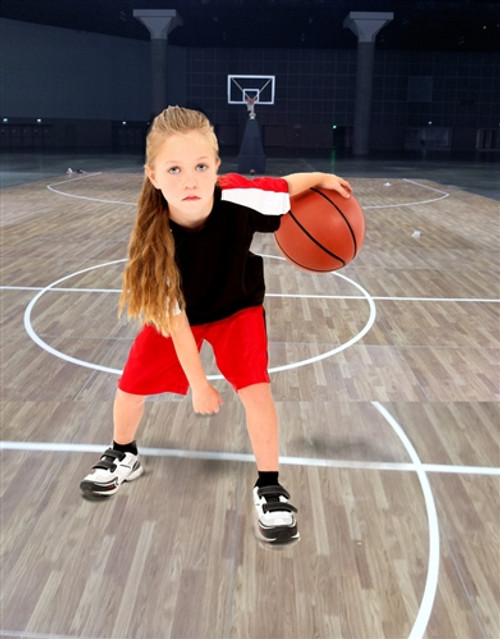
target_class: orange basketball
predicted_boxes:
[274,187,365,272]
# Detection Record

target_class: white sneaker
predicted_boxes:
[80,448,143,496]
[253,484,299,544]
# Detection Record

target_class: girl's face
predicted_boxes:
[146,130,220,229]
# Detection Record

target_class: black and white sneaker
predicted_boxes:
[253,484,300,544]
[80,448,143,496]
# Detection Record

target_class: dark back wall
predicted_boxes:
[1,18,498,153]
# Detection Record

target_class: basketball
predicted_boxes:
[274,187,365,272]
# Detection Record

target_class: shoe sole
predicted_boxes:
[255,521,300,546]
[80,465,144,497]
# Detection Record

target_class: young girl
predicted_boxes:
[80,106,352,544]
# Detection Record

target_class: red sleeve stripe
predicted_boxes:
[218,173,290,215]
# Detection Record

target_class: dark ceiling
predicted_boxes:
[1,0,499,52]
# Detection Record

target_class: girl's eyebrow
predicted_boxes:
[164,155,211,164]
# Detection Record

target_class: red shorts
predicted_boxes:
[119,305,270,395]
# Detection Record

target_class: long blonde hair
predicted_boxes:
[119,106,219,336]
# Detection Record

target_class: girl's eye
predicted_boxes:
[196,164,208,171]
[168,167,180,174]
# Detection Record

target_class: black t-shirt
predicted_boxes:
[169,173,290,325]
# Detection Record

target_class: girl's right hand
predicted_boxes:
[192,383,223,416]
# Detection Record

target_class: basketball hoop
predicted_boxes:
[245,96,257,119]
[227,75,275,120]
[227,74,274,173]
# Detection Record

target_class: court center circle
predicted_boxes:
[23,256,377,376]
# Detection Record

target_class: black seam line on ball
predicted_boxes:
[309,187,357,258]
[288,209,346,266]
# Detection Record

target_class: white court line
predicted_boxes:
[46,172,135,206]
[267,293,500,304]
[0,632,82,639]
[2,440,499,476]
[22,259,129,375]
[403,178,452,193]
[5,285,500,306]
[3,285,122,294]
[363,178,450,209]
[21,259,377,376]
[373,401,440,639]
[47,172,102,186]
[45,172,451,210]
[3,284,500,304]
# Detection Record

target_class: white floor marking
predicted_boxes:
[45,172,451,210]
[403,178,452,193]
[46,172,135,206]
[0,632,85,639]
[2,440,498,476]
[23,259,128,375]
[22,257,376,377]
[373,401,441,639]
[4,285,499,304]
[267,293,500,304]
[364,179,450,209]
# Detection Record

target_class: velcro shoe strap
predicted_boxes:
[263,502,298,514]
[257,484,291,500]
[92,448,123,471]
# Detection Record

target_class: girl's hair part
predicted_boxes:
[119,106,218,335]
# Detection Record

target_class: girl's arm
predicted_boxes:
[170,311,223,415]
[283,172,352,198]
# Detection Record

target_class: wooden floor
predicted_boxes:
[1,163,499,639]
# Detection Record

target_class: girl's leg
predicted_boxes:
[238,382,279,471]
[113,388,146,444]
[80,388,146,496]
[239,382,299,543]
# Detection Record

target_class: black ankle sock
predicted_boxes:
[255,471,279,488]
[113,440,138,456]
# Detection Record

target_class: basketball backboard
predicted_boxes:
[227,75,275,105]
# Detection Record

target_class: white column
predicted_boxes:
[344,12,393,156]
[133,9,183,115]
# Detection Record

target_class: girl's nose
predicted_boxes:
[184,171,198,188]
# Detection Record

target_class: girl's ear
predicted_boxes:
[145,165,159,189]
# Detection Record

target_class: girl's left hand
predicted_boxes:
[319,174,353,198]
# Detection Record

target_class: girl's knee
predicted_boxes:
[115,388,146,407]
[238,382,274,406]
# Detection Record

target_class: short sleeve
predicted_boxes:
[218,173,290,216]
